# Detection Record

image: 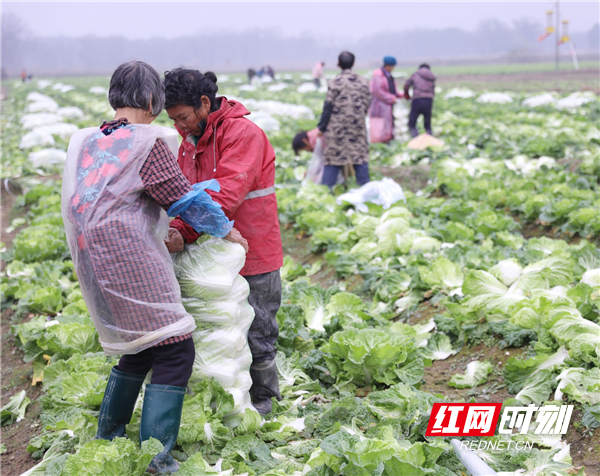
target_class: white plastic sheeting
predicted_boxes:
[57,107,85,120]
[556,92,596,110]
[26,92,53,102]
[337,178,406,212]
[33,123,79,140]
[25,93,59,113]
[240,98,315,120]
[246,111,280,132]
[444,88,475,99]
[20,113,62,129]
[63,125,196,355]
[52,83,75,93]
[19,130,56,149]
[88,86,107,95]
[28,148,67,168]
[173,238,255,422]
[477,92,513,104]
[297,82,318,93]
[522,93,556,107]
[267,83,289,92]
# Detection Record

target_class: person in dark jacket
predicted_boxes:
[404,63,436,137]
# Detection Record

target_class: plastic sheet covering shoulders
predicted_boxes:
[61,124,196,356]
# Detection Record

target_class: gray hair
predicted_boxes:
[108,60,165,116]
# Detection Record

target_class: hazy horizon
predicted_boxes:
[3,1,599,41]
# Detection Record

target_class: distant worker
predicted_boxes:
[317,51,371,189]
[368,56,403,143]
[265,65,275,80]
[312,61,325,88]
[404,63,436,137]
[292,128,320,155]
[247,68,256,84]
[21,70,26,83]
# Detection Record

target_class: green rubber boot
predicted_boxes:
[96,367,145,440]
[139,384,186,474]
[250,358,281,416]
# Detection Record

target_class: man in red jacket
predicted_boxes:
[164,68,283,415]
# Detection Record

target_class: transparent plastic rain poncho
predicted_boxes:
[172,237,255,425]
[62,124,231,356]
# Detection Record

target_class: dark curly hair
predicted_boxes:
[292,131,309,155]
[164,68,220,111]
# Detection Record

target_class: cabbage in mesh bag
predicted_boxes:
[172,237,256,422]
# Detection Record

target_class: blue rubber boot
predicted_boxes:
[96,367,145,440]
[139,384,186,474]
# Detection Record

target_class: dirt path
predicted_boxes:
[438,68,600,93]
[1,309,44,476]
[1,185,44,475]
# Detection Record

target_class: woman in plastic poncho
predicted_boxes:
[163,69,284,416]
[61,60,247,474]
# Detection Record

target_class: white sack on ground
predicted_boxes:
[337,178,406,212]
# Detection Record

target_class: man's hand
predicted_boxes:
[165,228,185,253]
[317,130,324,138]
[224,228,249,253]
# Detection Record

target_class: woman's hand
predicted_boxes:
[165,228,185,253]
[224,228,249,253]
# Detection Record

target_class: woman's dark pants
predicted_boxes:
[116,338,195,387]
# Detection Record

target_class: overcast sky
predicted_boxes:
[3,1,599,41]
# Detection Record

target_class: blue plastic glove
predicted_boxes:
[167,180,233,238]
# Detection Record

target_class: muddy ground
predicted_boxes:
[1,186,43,475]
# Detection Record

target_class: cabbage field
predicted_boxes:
[1,73,599,476]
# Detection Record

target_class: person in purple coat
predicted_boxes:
[404,63,436,137]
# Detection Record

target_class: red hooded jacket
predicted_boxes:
[170,98,283,276]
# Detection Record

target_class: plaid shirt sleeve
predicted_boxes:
[139,139,193,346]
[139,139,192,211]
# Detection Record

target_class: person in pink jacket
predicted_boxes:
[368,56,403,143]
